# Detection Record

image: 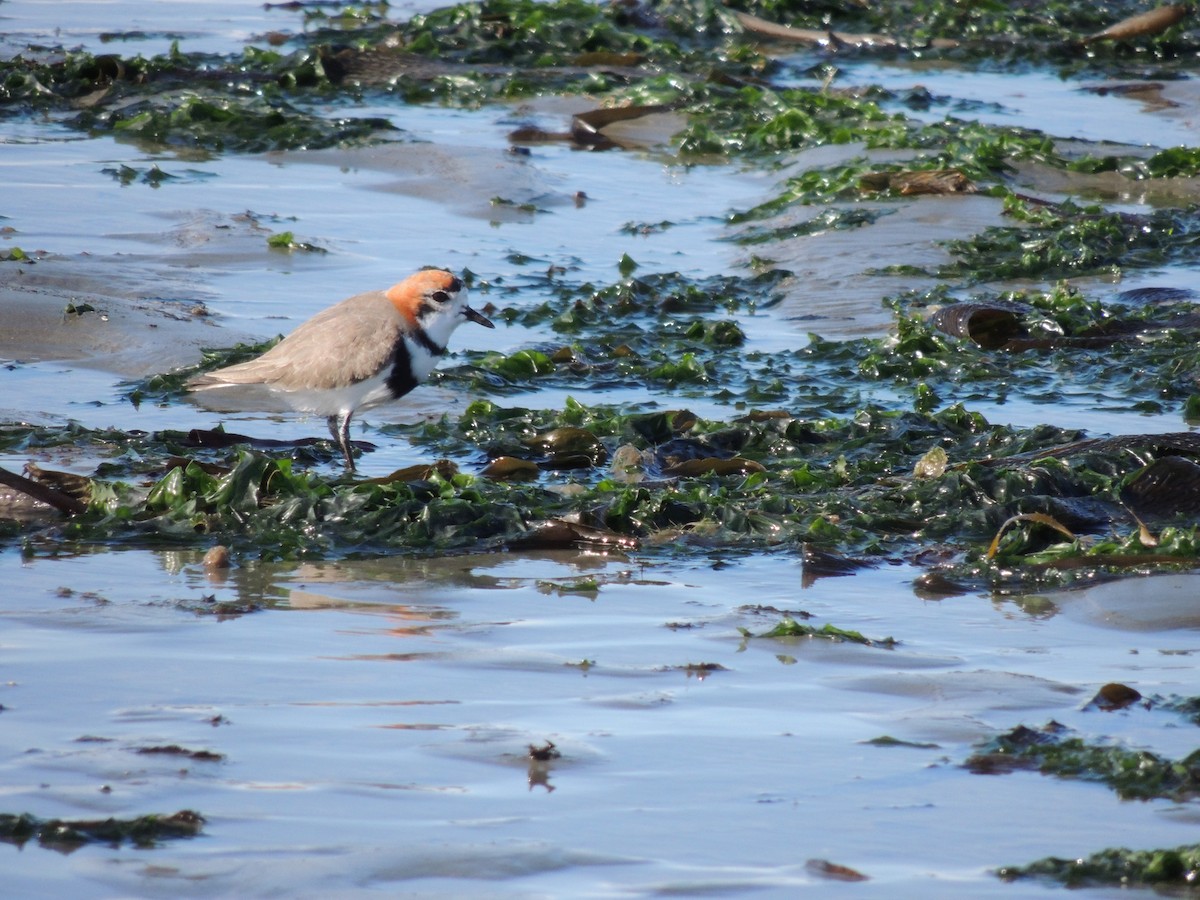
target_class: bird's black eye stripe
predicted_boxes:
[431,290,450,303]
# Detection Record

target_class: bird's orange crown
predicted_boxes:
[385,269,460,327]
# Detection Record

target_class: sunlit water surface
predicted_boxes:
[6,546,1200,898]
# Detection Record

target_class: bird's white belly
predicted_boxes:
[277,370,397,416]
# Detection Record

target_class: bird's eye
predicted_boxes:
[431,290,450,304]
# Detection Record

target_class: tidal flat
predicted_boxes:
[4,0,1200,895]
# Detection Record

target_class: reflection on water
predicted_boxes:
[1045,573,1200,631]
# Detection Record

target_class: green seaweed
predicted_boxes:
[965,721,1200,801]
[999,843,1200,889]
[747,617,896,648]
[124,339,282,408]
[267,231,327,253]
[862,736,941,749]
[0,810,204,849]
[1,0,1193,179]
[938,199,1200,282]
[4,262,1200,594]
[77,93,395,153]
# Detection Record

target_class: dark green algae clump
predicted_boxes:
[0,810,204,850]
[967,720,1200,802]
[1000,843,1200,890]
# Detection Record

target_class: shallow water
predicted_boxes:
[5,2,1200,897]
[6,546,1198,898]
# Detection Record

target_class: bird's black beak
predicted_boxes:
[464,306,495,328]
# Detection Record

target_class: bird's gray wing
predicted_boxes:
[188,292,402,392]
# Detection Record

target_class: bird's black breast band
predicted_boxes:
[386,341,420,398]
[386,330,446,398]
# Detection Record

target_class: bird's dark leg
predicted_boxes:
[327,412,356,472]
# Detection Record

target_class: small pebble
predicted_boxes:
[202,545,231,569]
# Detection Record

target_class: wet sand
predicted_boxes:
[0,255,240,376]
